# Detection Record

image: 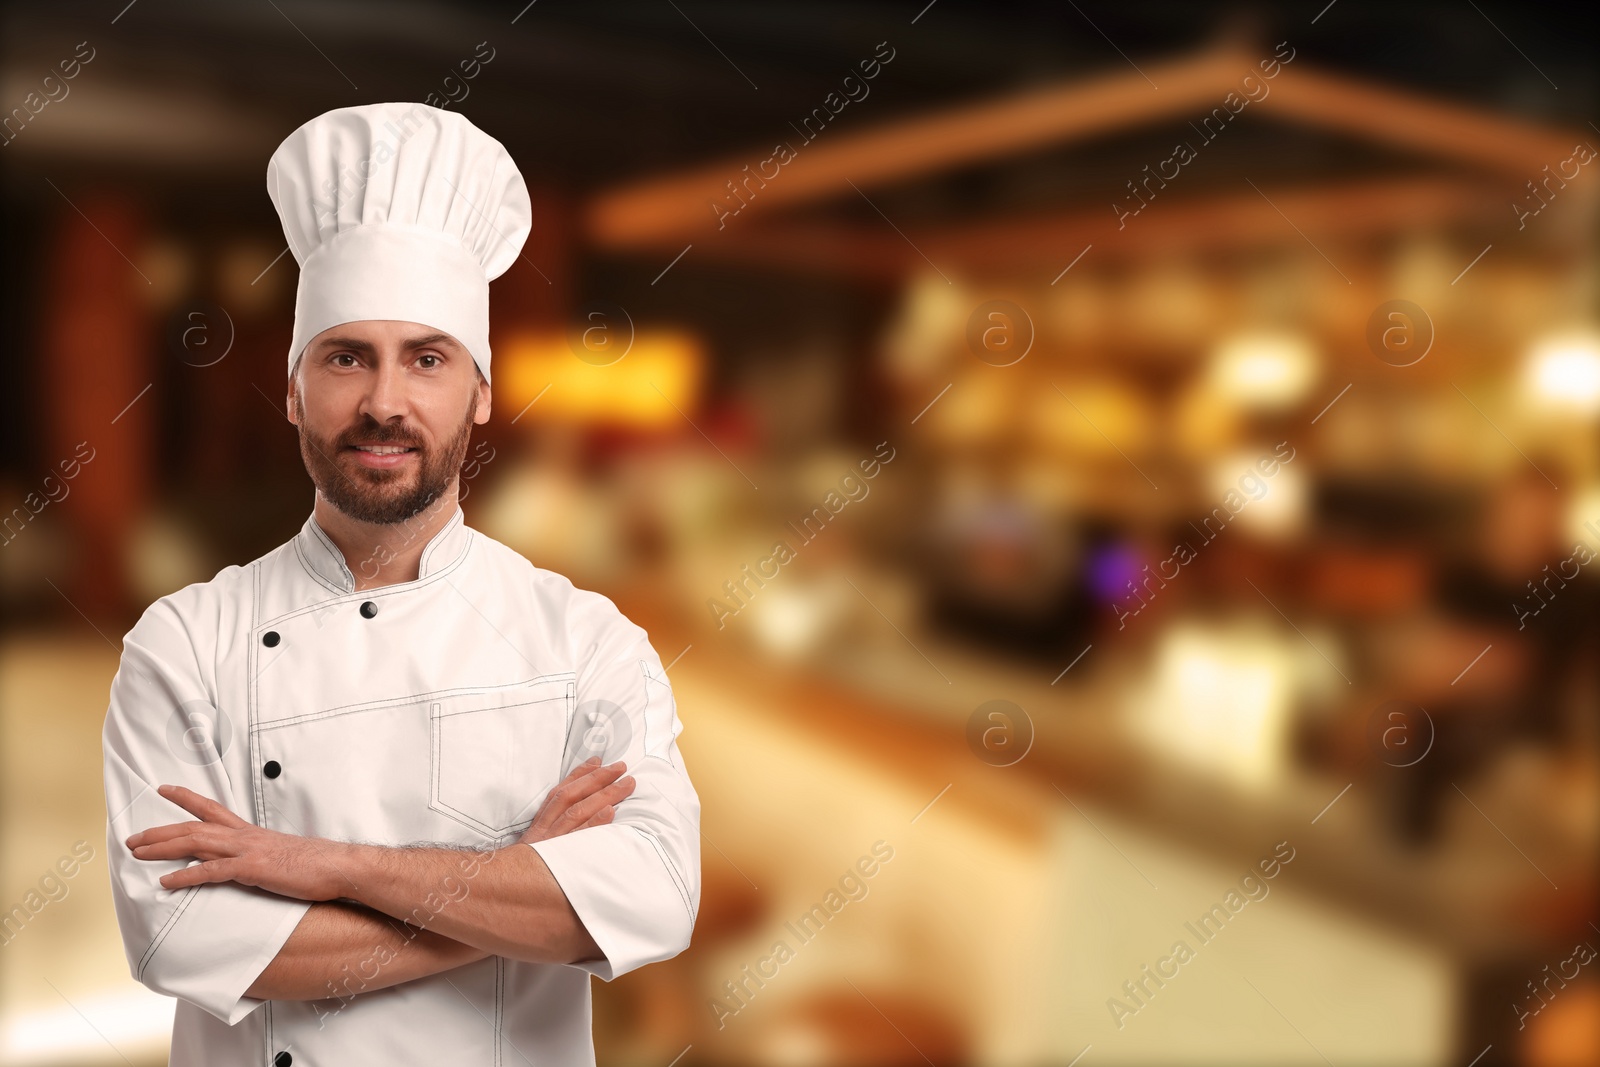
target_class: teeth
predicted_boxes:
[354,445,412,455]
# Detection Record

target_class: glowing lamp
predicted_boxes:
[1523,330,1600,415]
[1206,330,1318,410]
[500,328,704,429]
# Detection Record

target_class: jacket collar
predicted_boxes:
[294,500,471,594]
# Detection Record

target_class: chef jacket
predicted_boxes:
[102,503,701,1066]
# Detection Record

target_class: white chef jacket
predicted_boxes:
[102,503,701,1066]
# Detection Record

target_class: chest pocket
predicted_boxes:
[430,673,575,844]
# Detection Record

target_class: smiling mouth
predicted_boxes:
[347,444,417,455]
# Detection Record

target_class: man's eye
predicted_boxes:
[419,354,440,368]
[333,354,357,366]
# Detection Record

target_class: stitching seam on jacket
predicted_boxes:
[255,674,575,730]
[274,532,473,624]
[136,883,201,981]
[629,824,695,925]
[293,537,347,596]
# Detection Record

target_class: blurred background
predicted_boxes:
[3,1,1598,1064]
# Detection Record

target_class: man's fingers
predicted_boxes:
[579,806,616,829]
[520,763,633,843]
[125,821,206,849]
[158,859,234,891]
[557,774,635,824]
[156,784,249,828]
[553,756,607,790]
[556,757,603,785]
[568,760,628,795]
[130,827,235,862]
[556,776,635,828]
[540,759,607,806]
[544,761,627,810]
[131,838,209,862]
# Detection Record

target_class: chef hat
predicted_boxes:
[267,101,531,385]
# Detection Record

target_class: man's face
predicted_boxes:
[287,320,490,525]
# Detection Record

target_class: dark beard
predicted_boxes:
[296,392,476,525]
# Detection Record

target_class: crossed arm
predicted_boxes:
[123,758,636,1001]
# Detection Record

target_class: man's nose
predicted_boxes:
[360,360,409,423]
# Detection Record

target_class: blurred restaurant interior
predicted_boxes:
[2,1,1598,1064]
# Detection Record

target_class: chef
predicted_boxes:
[102,101,701,1066]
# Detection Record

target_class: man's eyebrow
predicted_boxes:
[312,332,463,353]
[401,332,462,351]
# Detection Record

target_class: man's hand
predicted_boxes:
[520,756,635,844]
[128,757,636,899]
[126,784,356,899]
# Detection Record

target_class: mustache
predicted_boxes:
[337,423,423,449]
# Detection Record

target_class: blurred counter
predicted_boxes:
[613,570,1591,971]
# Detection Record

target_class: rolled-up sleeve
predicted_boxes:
[102,592,312,1025]
[529,591,701,980]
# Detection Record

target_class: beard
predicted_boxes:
[295,391,477,525]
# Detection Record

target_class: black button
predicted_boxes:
[263,631,280,647]
[360,601,378,618]
[274,1052,292,1067]
[263,760,281,779]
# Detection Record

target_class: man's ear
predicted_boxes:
[474,372,491,424]
[286,372,299,425]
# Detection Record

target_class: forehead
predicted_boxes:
[308,321,467,351]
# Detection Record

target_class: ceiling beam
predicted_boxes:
[621,175,1563,280]
[584,44,1587,251]
[1262,63,1585,181]
[585,46,1269,247]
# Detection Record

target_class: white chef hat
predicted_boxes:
[267,101,531,385]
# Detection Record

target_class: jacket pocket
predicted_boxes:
[429,673,575,843]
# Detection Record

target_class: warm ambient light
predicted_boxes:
[2,987,173,1062]
[1131,622,1298,789]
[1566,483,1600,547]
[1523,330,1600,415]
[1207,450,1307,540]
[499,328,704,429]
[1206,330,1318,411]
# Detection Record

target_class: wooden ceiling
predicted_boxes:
[582,43,1593,276]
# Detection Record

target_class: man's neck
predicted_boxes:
[313,484,461,591]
